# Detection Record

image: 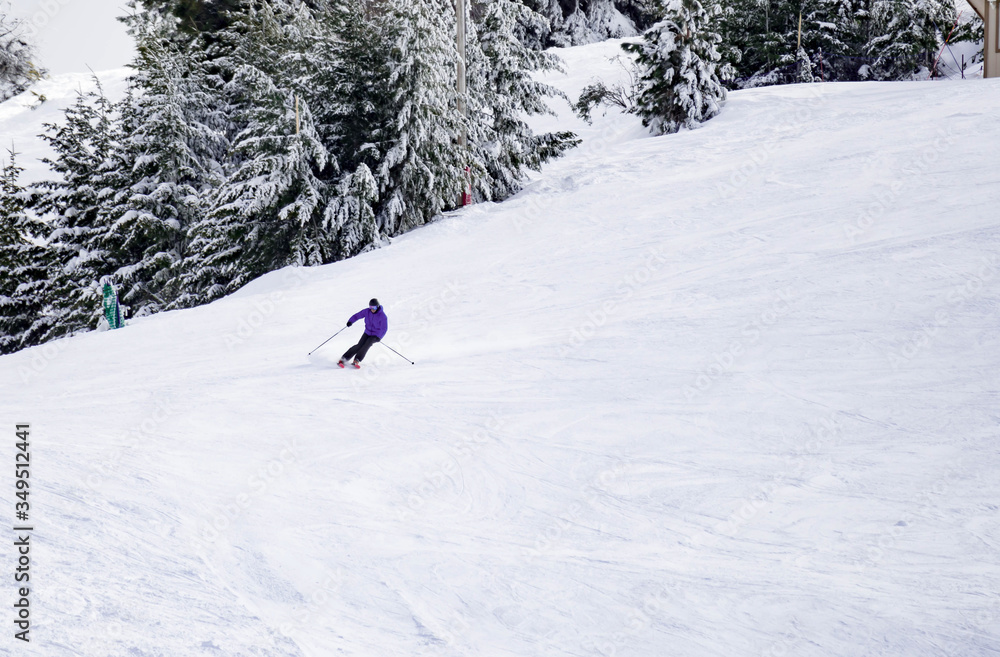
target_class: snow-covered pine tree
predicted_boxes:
[33,81,119,342]
[796,45,815,81]
[950,6,984,61]
[138,0,249,34]
[803,0,863,82]
[297,0,391,261]
[865,0,954,79]
[623,0,728,135]
[717,0,772,84]
[585,0,643,39]
[183,1,331,302]
[325,162,380,261]
[320,0,395,177]
[0,9,45,102]
[467,0,577,201]
[615,0,658,33]
[377,0,466,234]
[720,0,954,85]
[560,1,601,45]
[526,0,654,46]
[787,0,883,82]
[287,0,386,260]
[503,0,551,49]
[107,9,227,315]
[715,0,797,84]
[0,149,49,354]
[521,0,575,46]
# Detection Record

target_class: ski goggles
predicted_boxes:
[369,305,378,311]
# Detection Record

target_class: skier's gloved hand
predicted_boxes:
[347,321,353,327]
[373,336,381,342]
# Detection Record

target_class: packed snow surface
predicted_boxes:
[2,39,1000,656]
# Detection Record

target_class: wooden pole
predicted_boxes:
[457,0,471,206]
[456,0,467,143]
[797,12,802,50]
[295,95,300,135]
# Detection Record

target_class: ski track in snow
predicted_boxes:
[2,37,1000,657]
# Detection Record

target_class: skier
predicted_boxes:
[339,298,388,368]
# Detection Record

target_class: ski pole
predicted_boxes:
[380,342,415,364]
[308,326,348,356]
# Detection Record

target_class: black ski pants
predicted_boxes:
[343,333,380,362]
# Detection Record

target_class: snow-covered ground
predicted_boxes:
[3,29,1000,657]
[12,0,134,75]
[0,69,129,183]
[1,0,132,183]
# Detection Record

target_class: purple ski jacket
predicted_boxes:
[349,306,388,339]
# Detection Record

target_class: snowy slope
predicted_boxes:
[14,0,134,75]
[1,0,132,183]
[0,70,129,184]
[3,40,1000,656]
